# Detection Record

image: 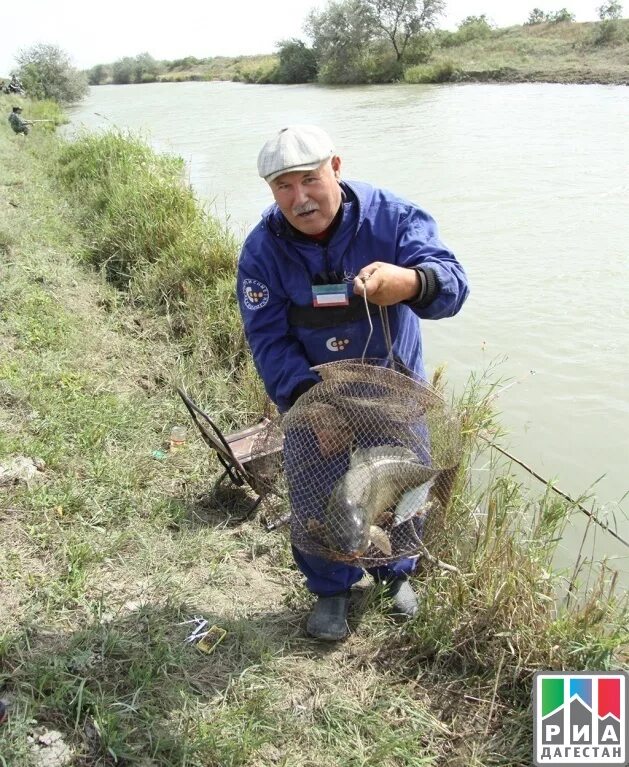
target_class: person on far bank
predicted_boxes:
[8,106,32,135]
[236,125,469,641]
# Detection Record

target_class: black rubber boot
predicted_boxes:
[385,576,419,619]
[306,592,350,641]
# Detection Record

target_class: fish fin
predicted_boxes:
[376,510,394,527]
[349,447,373,467]
[369,525,392,556]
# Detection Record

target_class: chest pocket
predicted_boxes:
[287,295,380,330]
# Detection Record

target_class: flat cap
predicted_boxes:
[257,125,335,183]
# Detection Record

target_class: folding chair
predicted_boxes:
[177,388,285,520]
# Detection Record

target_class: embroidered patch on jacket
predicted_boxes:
[326,337,350,352]
[243,279,270,311]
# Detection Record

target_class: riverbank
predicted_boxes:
[1,109,627,766]
[88,19,629,87]
[404,18,629,85]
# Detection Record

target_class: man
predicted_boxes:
[8,106,31,135]
[237,125,469,641]
[7,75,25,95]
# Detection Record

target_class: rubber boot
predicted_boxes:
[306,592,350,640]
[386,576,419,619]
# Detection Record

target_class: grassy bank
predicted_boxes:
[404,18,629,85]
[0,111,627,766]
[88,18,629,87]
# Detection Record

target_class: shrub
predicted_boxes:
[597,0,623,19]
[404,60,457,83]
[233,56,279,84]
[54,131,260,409]
[590,18,622,43]
[549,8,576,22]
[14,43,88,104]
[275,39,318,83]
[87,64,110,86]
[526,8,550,24]
[111,54,163,85]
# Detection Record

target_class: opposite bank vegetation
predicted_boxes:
[86,16,629,87]
[0,96,627,766]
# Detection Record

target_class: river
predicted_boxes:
[66,81,629,580]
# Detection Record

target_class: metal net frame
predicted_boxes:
[281,360,462,567]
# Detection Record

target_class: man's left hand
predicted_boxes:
[353,263,420,306]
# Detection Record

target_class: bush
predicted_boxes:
[404,60,458,83]
[403,34,435,65]
[111,54,162,85]
[526,7,576,24]
[233,56,279,84]
[275,39,318,83]
[54,132,260,408]
[597,0,623,19]
[590,18,622,43]
[87,64,110,86]
[526,7,549,24]
[549,7,576,22]
[457,14,494,40]
[14,44,88,104]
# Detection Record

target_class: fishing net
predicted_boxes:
[281,360,462,567]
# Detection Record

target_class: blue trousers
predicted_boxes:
[293,546,418,596]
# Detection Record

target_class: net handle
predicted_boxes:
[360,277,394,364]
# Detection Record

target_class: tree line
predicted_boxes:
[262,0,625,85]
[6,0,626,103]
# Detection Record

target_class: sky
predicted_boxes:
[0,0,609,76]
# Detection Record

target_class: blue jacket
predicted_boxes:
[237,180,469,412]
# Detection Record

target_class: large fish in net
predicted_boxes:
[281,360,462,567]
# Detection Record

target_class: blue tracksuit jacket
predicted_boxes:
[237,180,469,412]
[237,180,469,595]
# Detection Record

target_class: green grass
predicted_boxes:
[406,19,629,84]
[0,110,626,766]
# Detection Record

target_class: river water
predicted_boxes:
[66,81,629,579]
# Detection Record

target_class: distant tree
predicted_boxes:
[275,39,318,83]
[111,54,162,84]
[597,0,622,19]
[526,7,550,24]
[134,52,162,82]
[112,57,136,84]
[14,43,88,103]
[306,0,444,82]
[168,56,203,71]
[459,13,491,27]
[87,64,110,85]
[456,13,493,40]
[361,0,446,62]
[549,7,575,22]
[305,0,376,83]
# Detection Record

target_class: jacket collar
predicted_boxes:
[262,180,372,242]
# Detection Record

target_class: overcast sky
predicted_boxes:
[0,0,609,76]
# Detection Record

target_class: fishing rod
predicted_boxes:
[479,432,629,549]
[476,370,629,549]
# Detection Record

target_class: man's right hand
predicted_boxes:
[305,403,354,457]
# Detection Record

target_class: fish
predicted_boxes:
[318,446,439,558]
[393,478,436,526]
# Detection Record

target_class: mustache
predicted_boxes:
[292,201,319,216]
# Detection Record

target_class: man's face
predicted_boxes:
[269,156,342,235]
